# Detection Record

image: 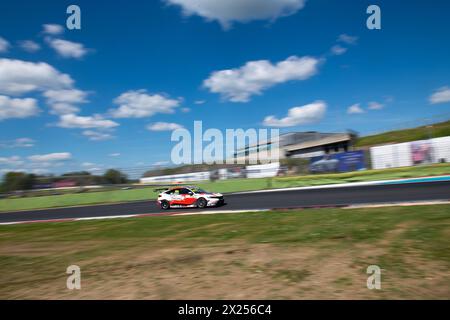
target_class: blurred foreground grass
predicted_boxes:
[0,204,449,299]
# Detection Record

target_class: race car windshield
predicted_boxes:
[191,188,207,194]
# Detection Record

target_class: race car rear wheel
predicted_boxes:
[196,198,207,208]
[160,200,170,210]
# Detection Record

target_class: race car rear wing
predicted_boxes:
[153,184,198,192]
[153,187,170,192]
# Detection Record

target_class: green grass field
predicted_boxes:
[1,204,449,299]
[1,163,449,212]
[355,120,450,147]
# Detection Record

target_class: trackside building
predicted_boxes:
[233,131,357,162]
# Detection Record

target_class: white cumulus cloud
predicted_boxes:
[81,162,104,173]
[263,101,327,127]
[0,95,40,120]
[14,138,35,147]
[57,114,119,129]
[81,162,96,167]
[368,101,384,110]
[147,122,184,131]
[110,90,181,118]
[331,45,347,55]
[18,40,41,53]
[28,152,72,162]
[82,130,114,141]
[0,137,35,148]
[338,34,358,45]
[166,0,305,28]
[347,103,365,114]
[429,87,450,104]
[0,156,24,167]
[0,58,74,95]
[42,24,64,35]
[0,152,71,173]
[47,39,88,59]
[0,37,10,53]
[204,56,320,102]
[43,89,89,115]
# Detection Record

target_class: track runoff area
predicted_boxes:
[0,176,449,225]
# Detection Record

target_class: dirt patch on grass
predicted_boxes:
[1,205,449,299]
[1,240,448,299]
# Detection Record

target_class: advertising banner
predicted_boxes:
[246,162,280,179]
[140,171,211,184]
[309,150,366,173]
[431,136,450,163]
[370,136,450,169]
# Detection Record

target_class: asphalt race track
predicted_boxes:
[1,181,449,224]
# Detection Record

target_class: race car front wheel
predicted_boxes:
[160,200,170,210]
[196,198,207,208]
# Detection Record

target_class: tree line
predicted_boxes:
[0,169,128,193]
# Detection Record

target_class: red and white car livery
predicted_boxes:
[156,186,225,210]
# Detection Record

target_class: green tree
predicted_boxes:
[103,169,127,184]
[1,172,36,192]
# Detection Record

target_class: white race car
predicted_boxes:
[156,186,225,210]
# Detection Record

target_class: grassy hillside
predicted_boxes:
[355,120,450,147]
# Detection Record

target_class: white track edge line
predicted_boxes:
[230,175,450,195]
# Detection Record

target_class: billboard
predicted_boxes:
[432,136,450,163]
[370,136,450,170]
[32,181,77,190]
[411,140,433,165]
[309,150,366,173]
[140,171,211,184]
[53,180,77,188]
[370,142,412,169]
[246,162,280,178]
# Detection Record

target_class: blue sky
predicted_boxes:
[0,0,449,176]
